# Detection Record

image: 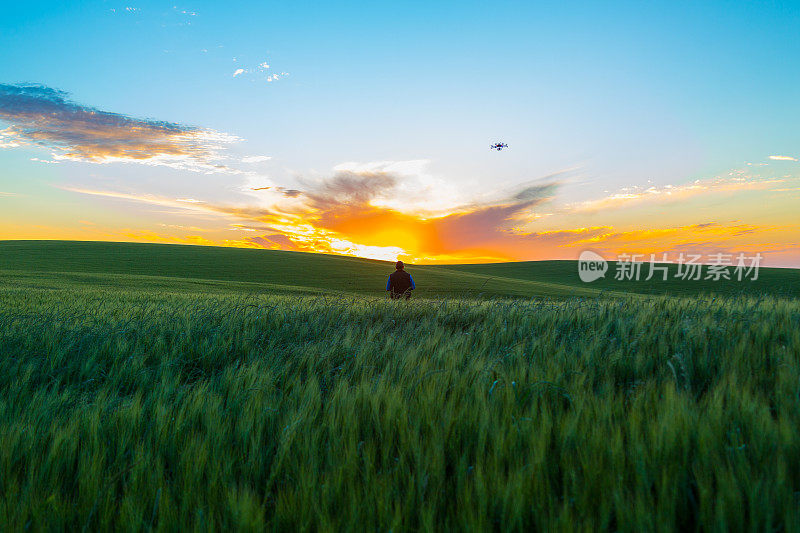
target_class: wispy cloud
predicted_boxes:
[0,83,243,173]
[241,155,271,163]
[567,173,787,213]
[769,155,798,161]
[62,168,561,261]
[0,127,22,148]
[230,59,289,83]
[303,170,398,210]
[60,187,216,214]
[568,221,792,262]
[174,7,197,16]
[61,162,800,264]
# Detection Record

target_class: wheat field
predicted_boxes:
[1,274,798,530]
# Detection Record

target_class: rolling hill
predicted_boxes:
[0,240,798,298]
[442,259,800,298]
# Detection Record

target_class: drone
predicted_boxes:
[490,142,508,151]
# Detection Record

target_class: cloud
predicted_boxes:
[567,173,787,213]
[0,83,242,173]
[769,155,798,161]
[283,169,564,259]
[231,59,289,83]
[59,187,216,215]
[0,127,22,148]
[568,221,786,259]
[248,234,306,251]
[330,159,465,214]
[241,155,271,163]
[304,170,398,209]
[62,169,561,261]
[62,161,799,264]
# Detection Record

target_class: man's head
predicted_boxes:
[395,261,404,270]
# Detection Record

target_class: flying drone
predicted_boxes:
[490,142,508,151]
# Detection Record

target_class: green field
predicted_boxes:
[0,240,602,299]
[2,240,799,299]
[1,241,799,530]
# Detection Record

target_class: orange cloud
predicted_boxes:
[0,83,241,173]
[60,164,800,266]
[62,172,563,261]
[569,221,797,262]
[567,173,787,213]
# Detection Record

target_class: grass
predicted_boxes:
[441,259,800,298]
[4,240,799,299]
[0,240,604,299]
[1,241,799,530]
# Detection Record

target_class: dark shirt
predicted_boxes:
[386,270,415,299]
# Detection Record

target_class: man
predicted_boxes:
[386,260,415,299]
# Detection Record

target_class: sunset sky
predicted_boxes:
[1,1,799,265]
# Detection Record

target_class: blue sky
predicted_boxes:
[1,0,799,264]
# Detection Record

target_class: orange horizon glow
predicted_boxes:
[2,84,799,268]
[3,169,799,268]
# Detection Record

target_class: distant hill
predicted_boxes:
[1,240,798,299]
[440,259,800,298]
[0,241,600,299]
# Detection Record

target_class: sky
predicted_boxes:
[1,0,799,266]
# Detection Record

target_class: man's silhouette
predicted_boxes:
[386,261,415,299]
